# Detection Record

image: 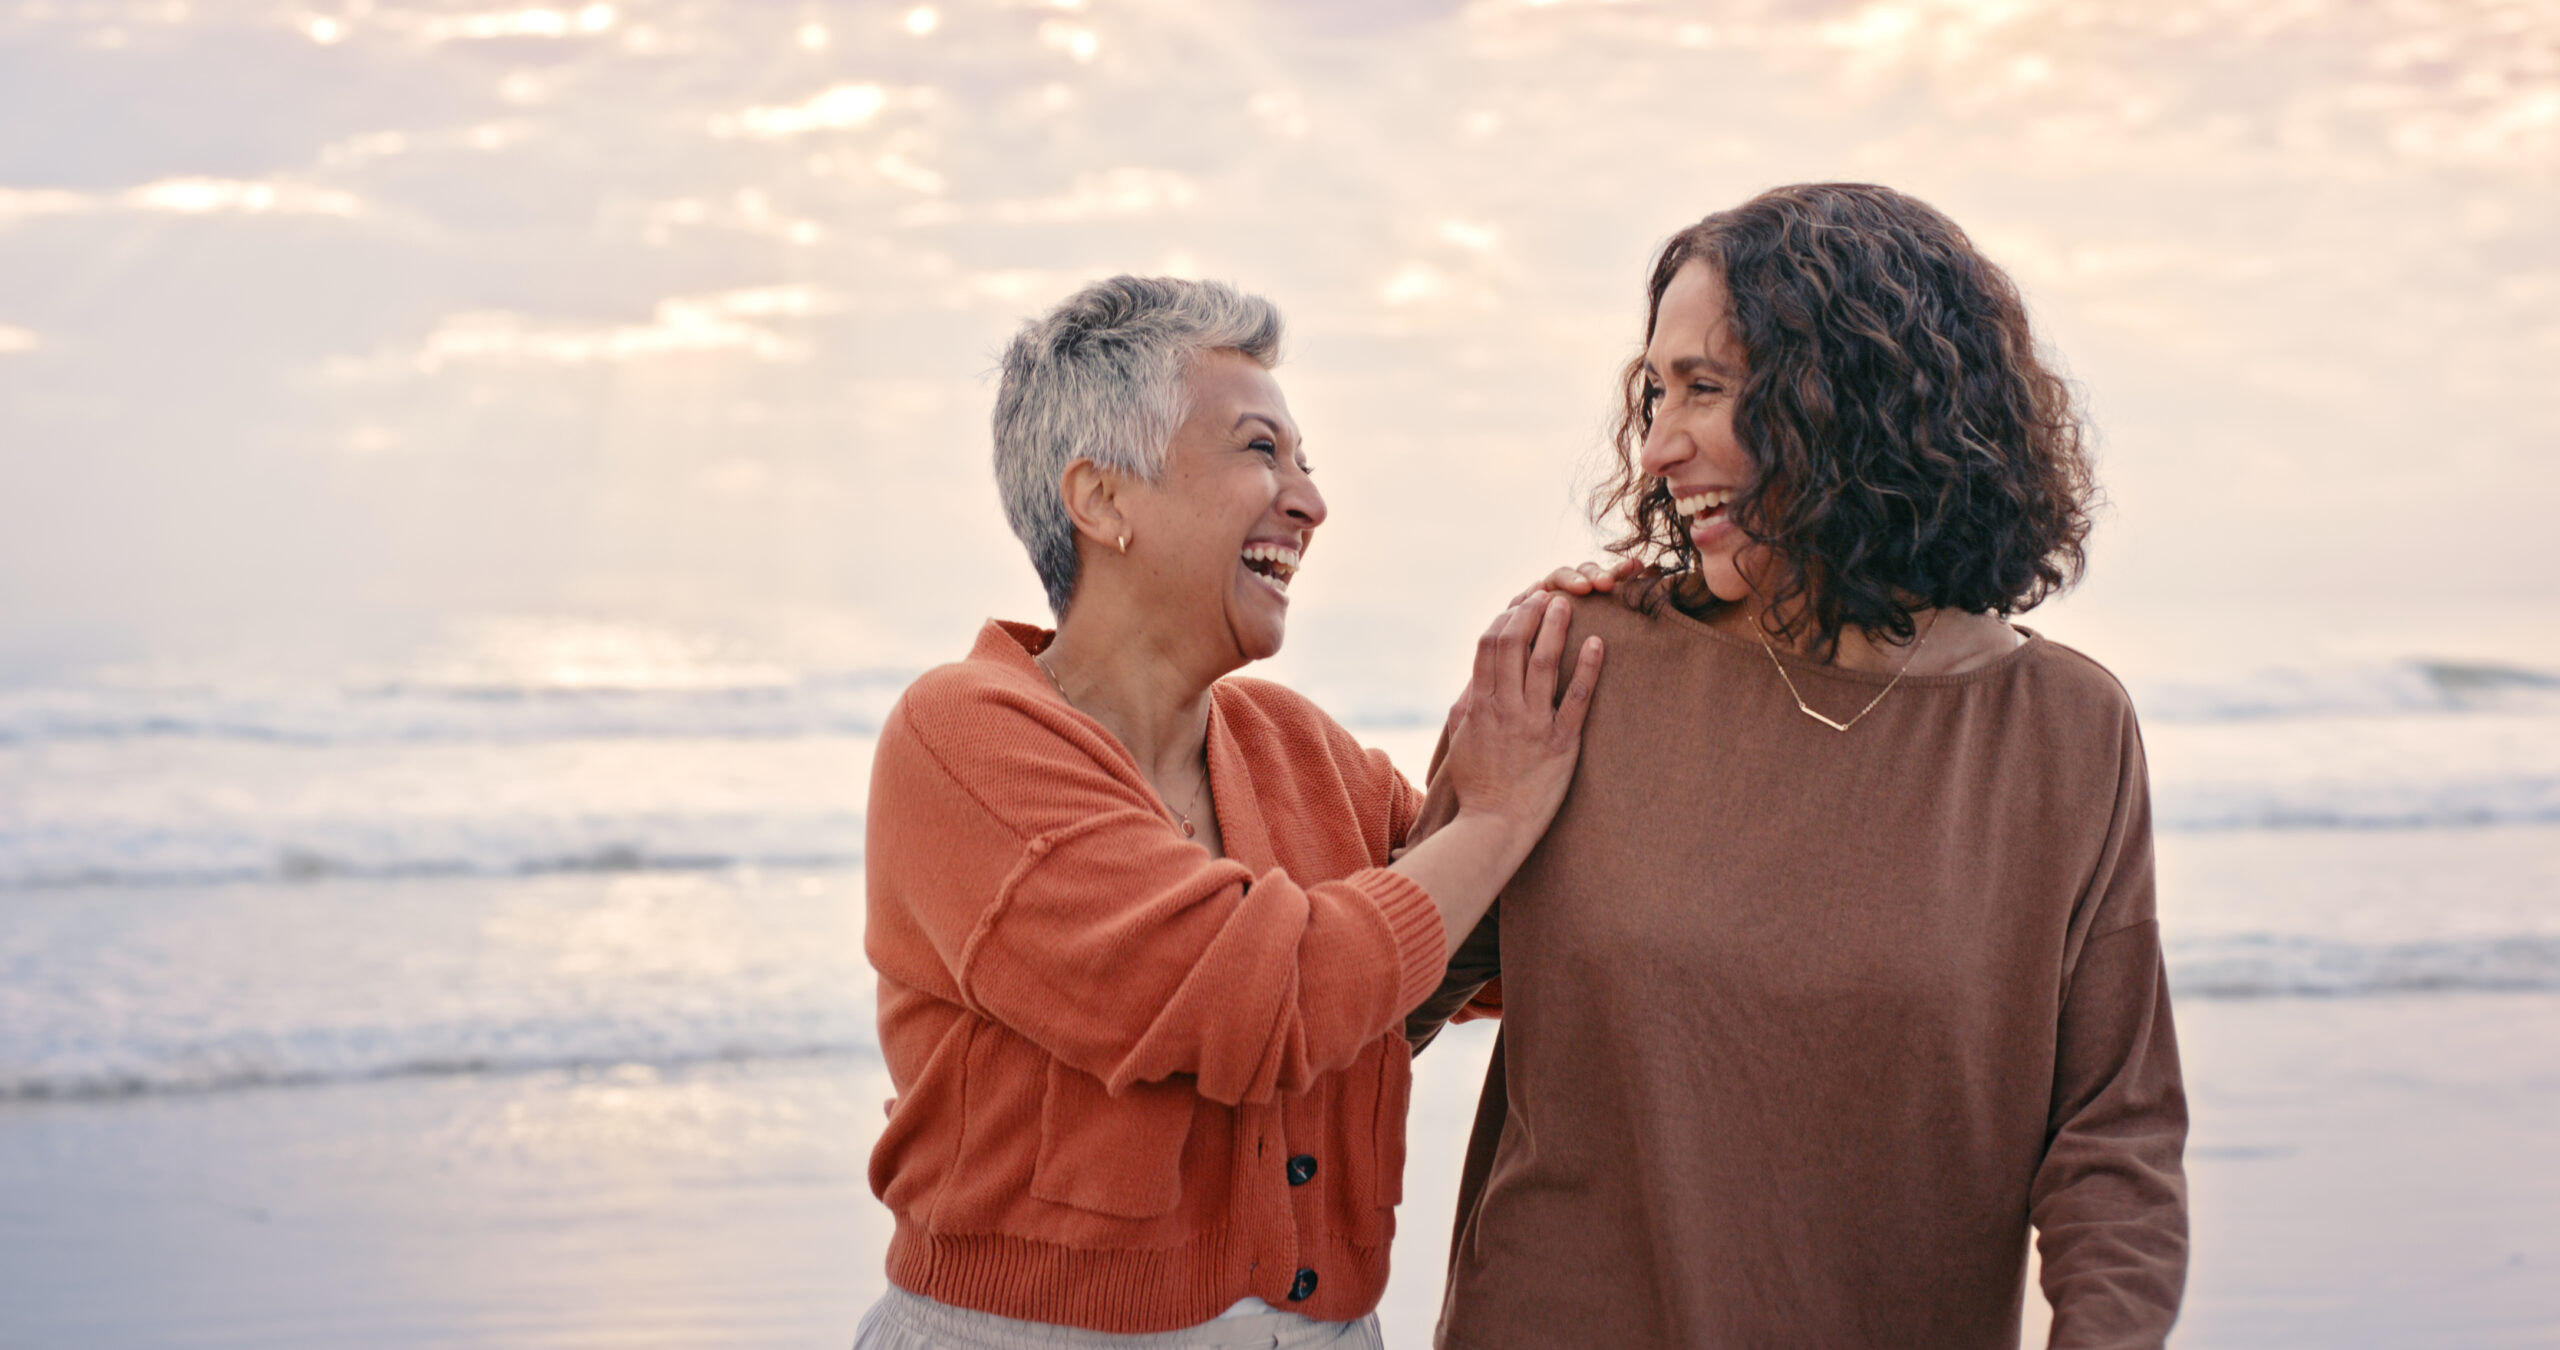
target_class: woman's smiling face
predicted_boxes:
[1117,349,1323,665]
[1637,261,1759,603]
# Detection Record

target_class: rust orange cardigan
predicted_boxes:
[863,621,1448,1332]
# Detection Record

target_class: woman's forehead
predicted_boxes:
[1183,350,1297,437]
[1649,263,1741,373]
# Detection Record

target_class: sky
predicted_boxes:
[1,0,2553,708]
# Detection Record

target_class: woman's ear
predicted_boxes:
[1057,458,1130,555]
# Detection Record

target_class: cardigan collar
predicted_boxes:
[970,619,1276,873]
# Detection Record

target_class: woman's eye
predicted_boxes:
[1642,383,1665,406]
[1690,381,1721,399]
[1249,438,1278,456]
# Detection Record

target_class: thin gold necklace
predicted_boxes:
[1033,651,1210,838]
[1753,609,1941,733]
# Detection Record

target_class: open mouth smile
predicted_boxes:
[1241,541,1301,597]
[1671,487,1735,524]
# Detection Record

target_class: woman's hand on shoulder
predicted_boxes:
[1508,557,1643,607]
[1385,596,1605,960]
[1439,595,1604,834]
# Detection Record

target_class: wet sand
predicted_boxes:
[3,995,2555,1348]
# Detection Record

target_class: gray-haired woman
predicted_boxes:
[855,277,1603,1349]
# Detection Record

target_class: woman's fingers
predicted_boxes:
[1473,600,1533,711]
[1591,558,1642,593]
[1514,558,1637,604]
[1511,570,1584,606]
[1469,604,1512,714]
[1491,598,1540,707]
[1524,595,1571,710]
[1553,636,1604,741]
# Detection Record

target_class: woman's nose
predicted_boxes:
[1281,473,1327,529]
[1638,418,1689,478]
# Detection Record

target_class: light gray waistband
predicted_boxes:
[853,1286,1379,1350]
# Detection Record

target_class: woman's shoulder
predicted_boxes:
[1215,675,1368,759]
[881,646,1090,786]
[1549,575,1745,673]
[892,657,1045,735]
[1214,676,1416,819]
[2012,633,2141,724]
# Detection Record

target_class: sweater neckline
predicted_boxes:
[975,619,1272,869]
[1653,603,2047,689]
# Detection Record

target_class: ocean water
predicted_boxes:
[5,0,2555,1342]
[3,637,2559,1349]
[5,643,2558,1104]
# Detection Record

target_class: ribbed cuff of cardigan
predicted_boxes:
[1357,867,1450,1019]
[887,1222,1237,1333]
[885,1220,1391,1333]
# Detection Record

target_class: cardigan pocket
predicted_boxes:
[1030,1061,1196,1219]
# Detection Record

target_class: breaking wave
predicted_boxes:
[0,672,912,747]
[2133,659,2560,722]
[2169,934,2560,998]
[0,812,864,890]
[0,1017,877,1104]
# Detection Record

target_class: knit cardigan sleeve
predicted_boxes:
[867,668,1449,1108]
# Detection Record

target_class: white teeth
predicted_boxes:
[1671,489,1734,519]
[1241,541,1300,595]
[1241,542,1302,568]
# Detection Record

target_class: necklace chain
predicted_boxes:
[1753,610,1940,733]
[1033,650,1210,838]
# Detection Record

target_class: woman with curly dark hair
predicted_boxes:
[1408,184,2189,1349]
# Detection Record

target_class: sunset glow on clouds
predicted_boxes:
[0,0,2552,691]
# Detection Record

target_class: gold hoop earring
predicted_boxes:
[1116,533,1130,554]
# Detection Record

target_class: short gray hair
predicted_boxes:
[993,275,1284,617]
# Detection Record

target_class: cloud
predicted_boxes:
[0,178,366,227]
[368,287,838,372]
[902,168,1197,227]
[0,188,89,227]
[1379,263,1450,306]
[121,177,364,217]
[1038,20,1101,63]
[712,84,891,139]
[639,191,828,246]
[393,4,620,43]
[316,123,532,169]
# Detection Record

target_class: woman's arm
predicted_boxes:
[1403,903,1498,1051]
[1393,731,1498,1050]
[1384,594,1601,957]
[868,597,1598,1108]
[2029,720,2189,1350]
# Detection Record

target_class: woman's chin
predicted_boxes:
[1227,578,1291,661]
[1237,620,1286,663]
[1226,611,1287,664]
[1699,561,1752,604]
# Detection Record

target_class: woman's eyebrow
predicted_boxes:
[1663,352,1735,379]
[1233,412,1293,441]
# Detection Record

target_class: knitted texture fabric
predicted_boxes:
[1412,592,2188,1350]
[864,621,1444,1333]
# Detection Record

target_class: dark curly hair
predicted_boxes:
[1593,182,2095,653]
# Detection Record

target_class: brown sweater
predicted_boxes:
[1409,592,2187,1350]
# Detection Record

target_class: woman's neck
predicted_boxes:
[1039,608,1220,784]
[1703,595,2023,676]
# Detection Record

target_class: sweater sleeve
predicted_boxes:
[2030,718,2190,1350]
[1398,705,1503,1051]
[875,680,1450,1108]
[1403,903,1499,1051]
